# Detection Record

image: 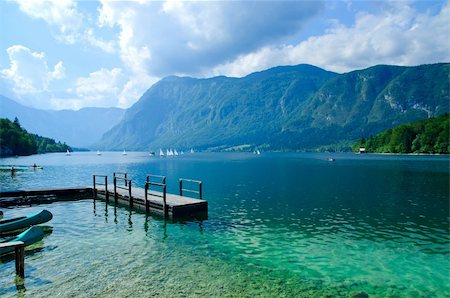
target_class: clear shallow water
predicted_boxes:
[0,152,449,297]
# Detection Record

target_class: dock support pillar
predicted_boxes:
[129,180,133,207]
[105,176,109,201]
[113,177,117,202]
[144,183,149,213]
[93,176,96,198]
[15,244,25,278]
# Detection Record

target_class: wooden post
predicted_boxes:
[163,184,167,217]
[15,244,25,278]
[0,241,25,279]
[105,176,109,201]
[145,183,149,212]
[113,177,117,202]
[199,182,203,200]
[125,173,128,187]
[179,179,183,196]
[129,180,132,207]
[93,175,96,198]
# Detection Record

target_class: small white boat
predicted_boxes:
[65,150,71,156]
[122,150,127,156]
[254,149,261,155]
[97,150,101,156]
[174,149,179,156]
[190,148,195,154]
[159,149,165,157]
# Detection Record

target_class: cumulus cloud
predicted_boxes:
[14,0,82,44]
[212,1,450,76]
[74,67,124,107]
[97,0,324,76]
[1,45,65,95]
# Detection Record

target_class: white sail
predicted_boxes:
[174,149,179,156]
[97,150,101,156]
[160,149,165,156]
[66,150,71,156]
[122,150,127,155]
[190,148,195,153]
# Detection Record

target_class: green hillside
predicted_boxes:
[0,118,71,156]
[353,113,449,154]
[98,63,449,151]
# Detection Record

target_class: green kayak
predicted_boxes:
[0,209,53,233]
[0,226,45,255]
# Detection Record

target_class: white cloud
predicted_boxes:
[74,67,124,107]
[97,0,323,76]
[212,1,450,76]
[14,0,82,44]
[1,45,65,95]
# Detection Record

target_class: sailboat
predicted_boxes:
[122,150,127,156]
[96,150,101,156]
[190,148,195,154]
[65,149,71,156]
[174,149,179,156]
[159,149,165,157]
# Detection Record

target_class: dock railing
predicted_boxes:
[145,174,167,216]
[113,172,128,186]
[114,175,132,206]
[93,175,108,198]
[179,178,203,200]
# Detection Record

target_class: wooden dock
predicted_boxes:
[0,187,92,207]
[0,172,207,219]
[93,173,207,218]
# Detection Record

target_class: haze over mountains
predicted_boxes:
[0,95,124,148]
[98,63,449,151]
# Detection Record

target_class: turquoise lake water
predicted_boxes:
[0,152,449,297]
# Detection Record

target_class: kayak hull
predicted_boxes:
[0,209,53,233]
[0,226,45,255]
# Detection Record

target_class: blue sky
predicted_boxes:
[0,0,448,110]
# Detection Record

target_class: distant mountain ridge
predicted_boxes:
[97,63,449,151]
[0,95,125,148]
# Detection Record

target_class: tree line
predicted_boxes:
[0,117,71,156]
[353,113,449,154]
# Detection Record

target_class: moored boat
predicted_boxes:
[0,209,53,233]
[0,226,45,255]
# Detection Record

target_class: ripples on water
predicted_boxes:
[0,152,449,297]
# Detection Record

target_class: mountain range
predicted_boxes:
[0,95,125,148]
[98,63,449,151]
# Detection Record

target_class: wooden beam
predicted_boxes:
[0,241,25,278]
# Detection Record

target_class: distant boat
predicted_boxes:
[159,149,165,157]
[65,150,71,156]
[254,149,261,155]
[97,150,101,156]
[149,151,155,156]
[122,150,127,156]
[167,149,174,156]
[190,148,195,154]
[174,149,179,156]
[327,157,335,162]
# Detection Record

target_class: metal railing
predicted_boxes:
[145,174,167,216]
[179,178,202,200]
[114,175,132,206]
[93,175,108,198]
[113,172,128,186]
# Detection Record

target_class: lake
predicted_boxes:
[0,152,449,297]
